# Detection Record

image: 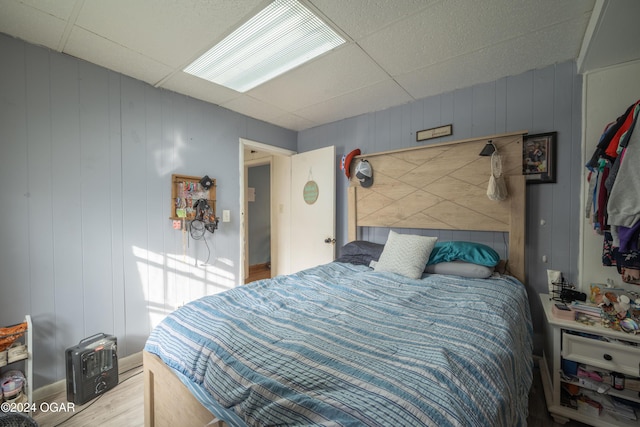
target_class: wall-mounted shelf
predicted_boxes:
[170,174,216,221]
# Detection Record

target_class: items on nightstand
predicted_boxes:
[587,285,640,333]
[549,274,587,303]
[559,357,640,422]
[569,302,602,321]
[552,302,575,321]
[576,393,602,417]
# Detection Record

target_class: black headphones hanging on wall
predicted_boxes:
[193,199,210,221]
[192,198,218,233]
[199,175,213,190]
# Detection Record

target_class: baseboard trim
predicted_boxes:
[33,351,143,402]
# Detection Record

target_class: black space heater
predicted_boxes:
[65,333,118,405]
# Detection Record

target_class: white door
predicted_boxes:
[290,146,336,273]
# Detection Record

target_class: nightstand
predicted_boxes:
[540,293,640,426]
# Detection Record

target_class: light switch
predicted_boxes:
[222,210,230,222]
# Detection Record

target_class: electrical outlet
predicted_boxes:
[222,210,230,222]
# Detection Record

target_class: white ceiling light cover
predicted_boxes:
[184,0,345,92]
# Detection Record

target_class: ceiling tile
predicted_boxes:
[0,0,68,50]
[222,95,288,124]
[309,0,436,40]
[249,43,389,111]
[160,72,240,106]
[2,0,630,132]
[74,0,263,68]
[21,0,78,19]
[397,14,591,100]
[360,0,595,76]
[64,26,173,85]
[267,113,318,132]
[295,79,412,125]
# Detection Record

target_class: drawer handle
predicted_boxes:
[604,354,613,361]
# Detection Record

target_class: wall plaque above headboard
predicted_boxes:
[347,131,527,282]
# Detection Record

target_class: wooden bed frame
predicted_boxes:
[144,350,223,427]
[144,131,527,426]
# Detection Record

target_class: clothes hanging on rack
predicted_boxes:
[586,99,640,283]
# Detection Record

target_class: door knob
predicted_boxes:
[324,238,336,244]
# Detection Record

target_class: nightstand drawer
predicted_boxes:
[562,331,640,377]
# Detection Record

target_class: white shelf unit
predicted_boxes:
[1,315,33,416]
[540,294,640,426]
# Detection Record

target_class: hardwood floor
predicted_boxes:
[30,354,590,427]
[33,362,143,427]
[245,262,271,284]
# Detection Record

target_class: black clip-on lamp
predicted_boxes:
[479,140,497,156]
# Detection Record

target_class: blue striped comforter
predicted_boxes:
[145,262,533,427]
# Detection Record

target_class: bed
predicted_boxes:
[144,131,532,427]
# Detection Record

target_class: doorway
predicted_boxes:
[239,138,295,283]
[239,139,336,284]
[246,160,270,283]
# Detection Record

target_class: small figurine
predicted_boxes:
[614,294,631,319]
[590,284,604,305]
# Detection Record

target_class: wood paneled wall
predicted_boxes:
[298,61,583,349]
[0,32,584,385]
[0,34,297,388]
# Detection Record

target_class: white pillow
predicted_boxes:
[374,231,437,279]
[425,261,494,278]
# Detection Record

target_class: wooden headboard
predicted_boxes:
[347,131,527,283]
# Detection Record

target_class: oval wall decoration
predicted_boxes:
[303,180,319,205]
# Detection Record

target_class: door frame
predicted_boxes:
[239,138,296,283]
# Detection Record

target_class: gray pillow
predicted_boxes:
[425,261,494,278]
[335,240,384,266]
[374,231,437,279]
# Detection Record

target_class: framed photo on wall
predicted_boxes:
[523,132,556,183]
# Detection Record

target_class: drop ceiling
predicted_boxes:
[1,0,639,131]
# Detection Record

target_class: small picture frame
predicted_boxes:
[523,132,556,183]
[416,124,452,142]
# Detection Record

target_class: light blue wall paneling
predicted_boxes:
[24,43,57,385]
[121,76,152,353]
[108,70,126,362]
[50,52,85,383]
[0,33,297,387]
[0,34,29,326]
[79,61,115,342]
[472,81,497,136]
[298,62,583,350]
[452,88,473,138]
[248,165,271,265]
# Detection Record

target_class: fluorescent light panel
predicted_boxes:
[184,0,345,92]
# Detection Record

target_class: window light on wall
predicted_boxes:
[183,0,346,93]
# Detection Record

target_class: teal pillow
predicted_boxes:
[427,241,500,267]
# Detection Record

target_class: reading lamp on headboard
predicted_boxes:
[479,140,497,156]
